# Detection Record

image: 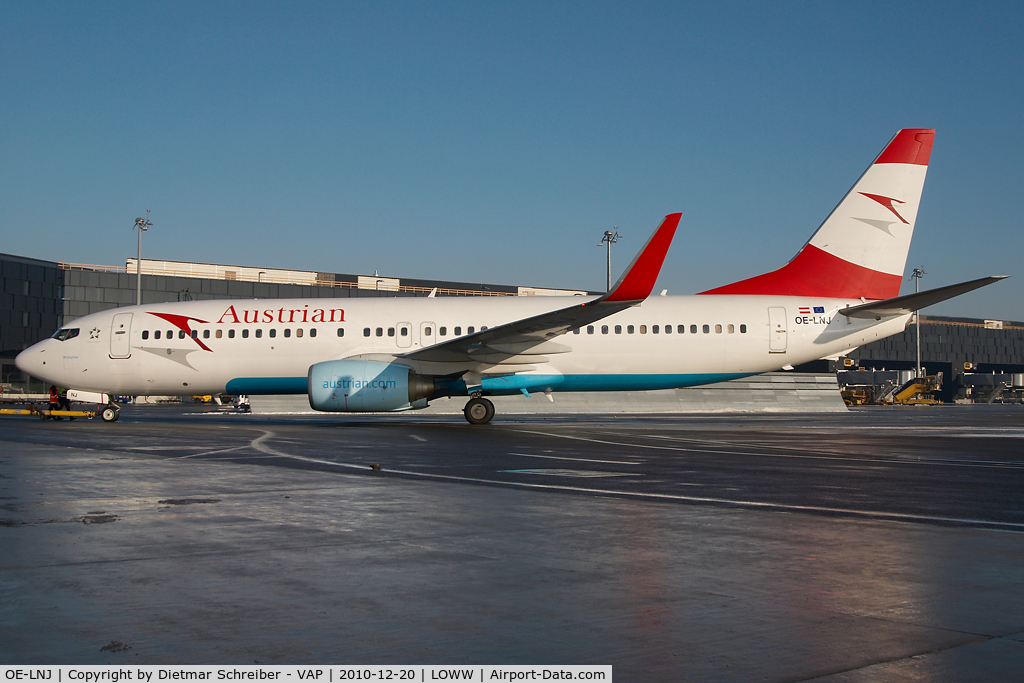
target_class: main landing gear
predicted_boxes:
[463,396,495,425]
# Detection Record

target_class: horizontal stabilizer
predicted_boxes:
[838,276,1008,319]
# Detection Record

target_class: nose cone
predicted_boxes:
[15,342,54,383]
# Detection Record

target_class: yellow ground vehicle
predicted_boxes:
[879,375,942,405]
[0,405,119,422]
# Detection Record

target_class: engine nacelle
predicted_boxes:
[307,359,434,412]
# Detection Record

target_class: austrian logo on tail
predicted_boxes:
[859,193,909,224]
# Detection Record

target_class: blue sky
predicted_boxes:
[3,1,1022,318]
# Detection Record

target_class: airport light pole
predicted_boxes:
[911,266,927,379]
[133,212,153,305]
[598,229,621,292]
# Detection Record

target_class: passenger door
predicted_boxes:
[768,307,787,353]
[109,312,133,359]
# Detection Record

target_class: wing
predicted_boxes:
[400,213,681,368]
[838,275,1008,320]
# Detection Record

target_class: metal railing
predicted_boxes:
[58,262,516,297]
[921,317,1024,331]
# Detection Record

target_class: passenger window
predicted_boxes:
[191,330,198,339]
[690,325,697,334]
[454,326,462,335]
[284,329,291,338]
[203,329,211,339]
[440,327,447,336]
[228,329,235,339]
[640,325,647,334]
[167,330,173,339]
[679,325,686,334]
[242,329,249,338]
[255,329,262,338]
[269,329,277,338]
[627,325,634,334]
[142,330,149,340]
[424,327,432,336]
[615,325,622,334]
[601,325,609,334]
[310,328,317,337]
[664,325,671,335]
[573,328,580,335]
[587,325,595,334]
[179,330,186,339]
[400,327,408,336]
[216,329,223,339]
[154,330,161,340]
[388,328,395,337]
[375,328,383,337]
[363,328,371,337]
[740,324,747,334]
[715,324,722,334]
[468,326,475,334]
[296,328,303,338]
[703,325,710,334]
[337,328,345,337]
[481,326,487,331]
[652,325,659,334]
[727,324,734,334]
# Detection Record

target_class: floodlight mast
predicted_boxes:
[911,266,927,379]
[133,211,153,305]
[598,229,620,292]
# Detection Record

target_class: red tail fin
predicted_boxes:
[700,129,934,300]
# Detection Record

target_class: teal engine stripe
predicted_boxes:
[226,377,308,394]
[480,373,753,395]
[225,373,754,397]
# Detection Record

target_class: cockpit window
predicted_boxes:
[51,328,80,341]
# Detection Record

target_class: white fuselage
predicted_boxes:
[16,294,909,399]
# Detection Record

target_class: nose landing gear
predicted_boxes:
[463,397,495,425]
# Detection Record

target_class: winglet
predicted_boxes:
[602,213,681,303]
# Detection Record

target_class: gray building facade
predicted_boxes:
[1,253,534,389]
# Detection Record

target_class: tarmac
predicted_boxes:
[2,403,1023,681]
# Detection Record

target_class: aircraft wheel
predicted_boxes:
[464,397,495,425]
[101,406,120,423]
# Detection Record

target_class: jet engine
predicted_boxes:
[307,359,435,412]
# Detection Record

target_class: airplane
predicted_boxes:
[15,128,1006,424]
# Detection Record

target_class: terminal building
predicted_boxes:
[2,251,1021,403]
[0,252,588,393]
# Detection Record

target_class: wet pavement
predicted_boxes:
[2,404,1023,680]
